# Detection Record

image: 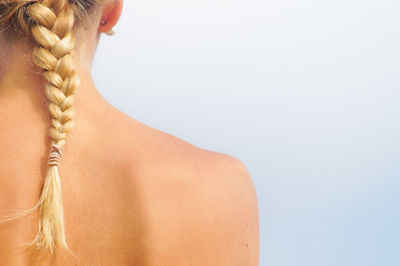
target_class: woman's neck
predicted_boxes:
[0,40,106,126]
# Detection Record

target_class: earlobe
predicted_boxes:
[98,0,123,34]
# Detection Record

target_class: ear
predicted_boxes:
[98,0,123,34]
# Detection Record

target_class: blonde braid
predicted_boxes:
[1,0,107,256]
[27,0,78,254]
[0,0,82,255]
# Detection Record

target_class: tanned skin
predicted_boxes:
[0,2,259,265]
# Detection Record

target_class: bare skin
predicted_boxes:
[0,5,259,265]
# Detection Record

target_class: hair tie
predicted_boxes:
[48,143,64,167]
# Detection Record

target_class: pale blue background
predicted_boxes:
[92,0,400,265]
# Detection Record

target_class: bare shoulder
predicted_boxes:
[119,117,260,265]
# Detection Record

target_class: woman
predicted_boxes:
[0,0,259,264]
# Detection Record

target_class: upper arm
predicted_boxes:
[207,154,259,266]
[170,153,260,265]
[143,148,259,266]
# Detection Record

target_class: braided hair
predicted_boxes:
[0,0,101,255]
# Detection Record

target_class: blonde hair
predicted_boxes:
[0,0,100,256]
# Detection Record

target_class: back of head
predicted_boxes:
[0,0,97,35]
[0,0,106,257]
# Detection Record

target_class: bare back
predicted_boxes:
[0,97,259,265]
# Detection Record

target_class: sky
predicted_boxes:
[92,0,400,265]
